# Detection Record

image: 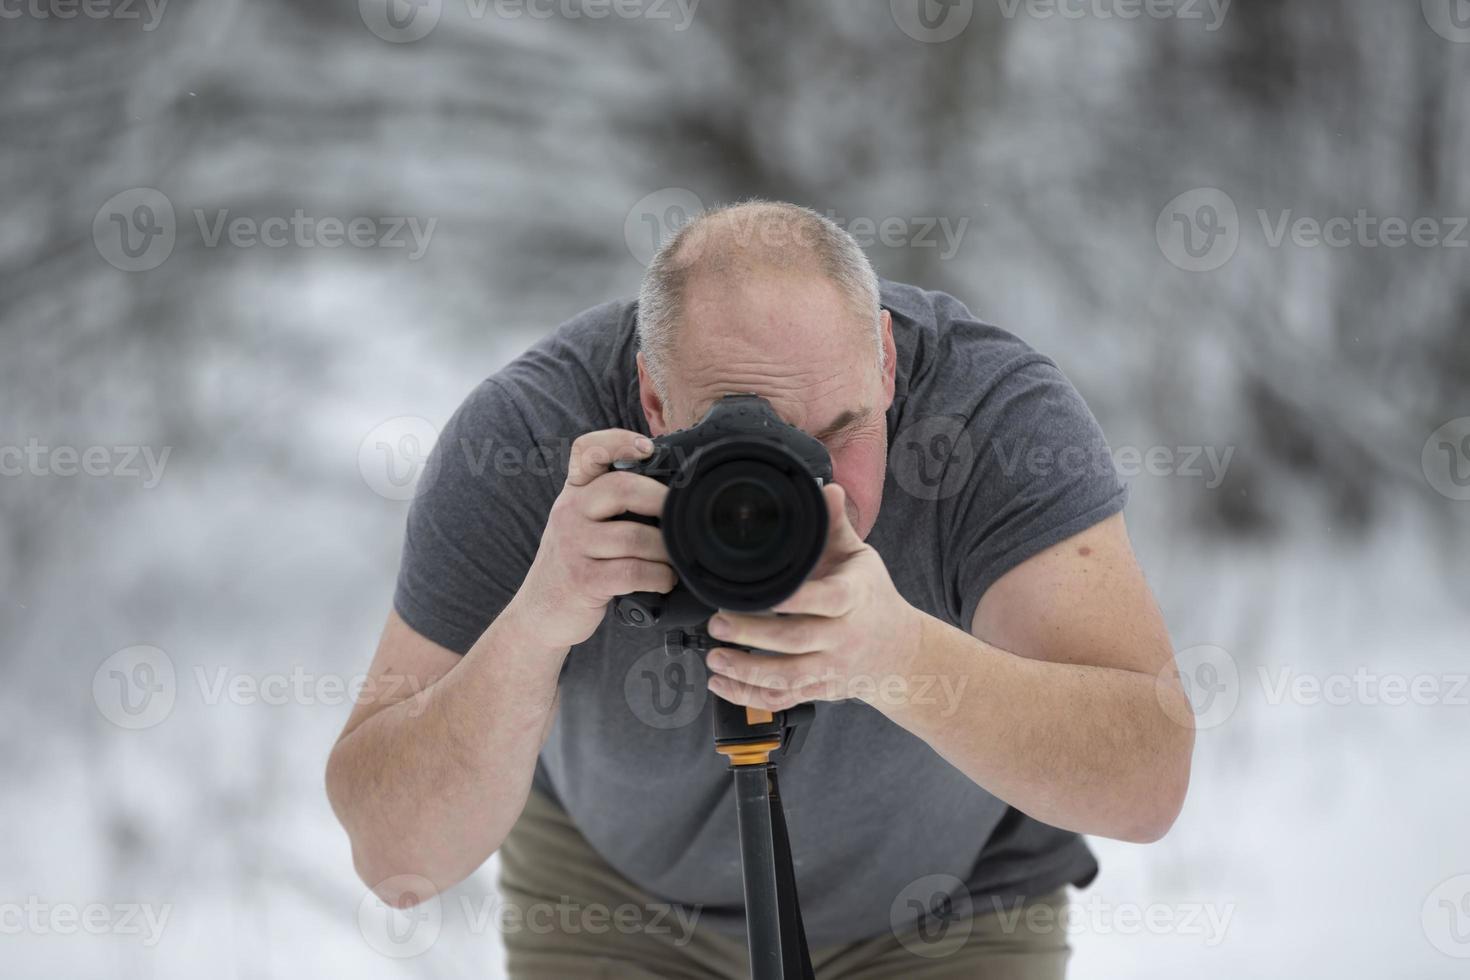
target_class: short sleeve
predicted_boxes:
[946,357,1128,630]
[392,378,562,654]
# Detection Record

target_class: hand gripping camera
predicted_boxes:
[613,394,832,627]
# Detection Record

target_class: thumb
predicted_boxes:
[821,482,865,554]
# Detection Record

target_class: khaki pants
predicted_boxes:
[498,788,1071,979]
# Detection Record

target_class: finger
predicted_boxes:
[708,611,836,654]
[582,520,670,562]
[566,429,654,487]
[579,471,668,520]
[705,646,831,690]
[823,482,865,549]
[706,673,811,713]
[770,576,856,617]
[808,483,866,577]
[587,557,676,598]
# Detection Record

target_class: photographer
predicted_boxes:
[326,200,1193,978]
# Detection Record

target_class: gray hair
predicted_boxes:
[636,200,884,400]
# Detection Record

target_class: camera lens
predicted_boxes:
[706,479,782,555]
[660,433,829,612]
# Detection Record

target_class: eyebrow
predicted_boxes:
[810,407,870,442]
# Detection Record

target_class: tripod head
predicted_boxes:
[662,626,816,763]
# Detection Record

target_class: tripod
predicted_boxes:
[665,628,816,980]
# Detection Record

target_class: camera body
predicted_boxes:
[613,394,832,627]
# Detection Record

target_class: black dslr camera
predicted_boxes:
[613,394,832,628]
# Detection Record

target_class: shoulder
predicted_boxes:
[498,297,639,395]
[464,297,641,437]
[880,279,1064,420]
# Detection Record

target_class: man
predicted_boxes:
[326,201,1193,978]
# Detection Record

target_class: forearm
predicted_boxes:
[879,611,1193,844]
[326,601,567,895]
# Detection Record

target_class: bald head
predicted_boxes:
[632,200,898,539]
[636,201,884,401]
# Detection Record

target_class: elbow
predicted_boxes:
[324,746,485,910]
[1118,805,1181,845]
[324,745,454,907]
[1115,791,1186,845]
[340,818,466,909]
[352,846,448,909]
[1120,738,1193,844]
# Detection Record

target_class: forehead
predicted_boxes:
[670,271,875,431]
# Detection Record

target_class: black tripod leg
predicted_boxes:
[733,764,787,980]
[765,767,815,980]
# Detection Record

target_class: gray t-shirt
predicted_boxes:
[393,279,1128,948]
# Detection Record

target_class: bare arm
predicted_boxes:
[705,491,1194,844]
[325,429,674,904]
[881,512,1193,843]
[324,606,566,902]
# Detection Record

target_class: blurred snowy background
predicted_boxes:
[2,1,1468,977]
